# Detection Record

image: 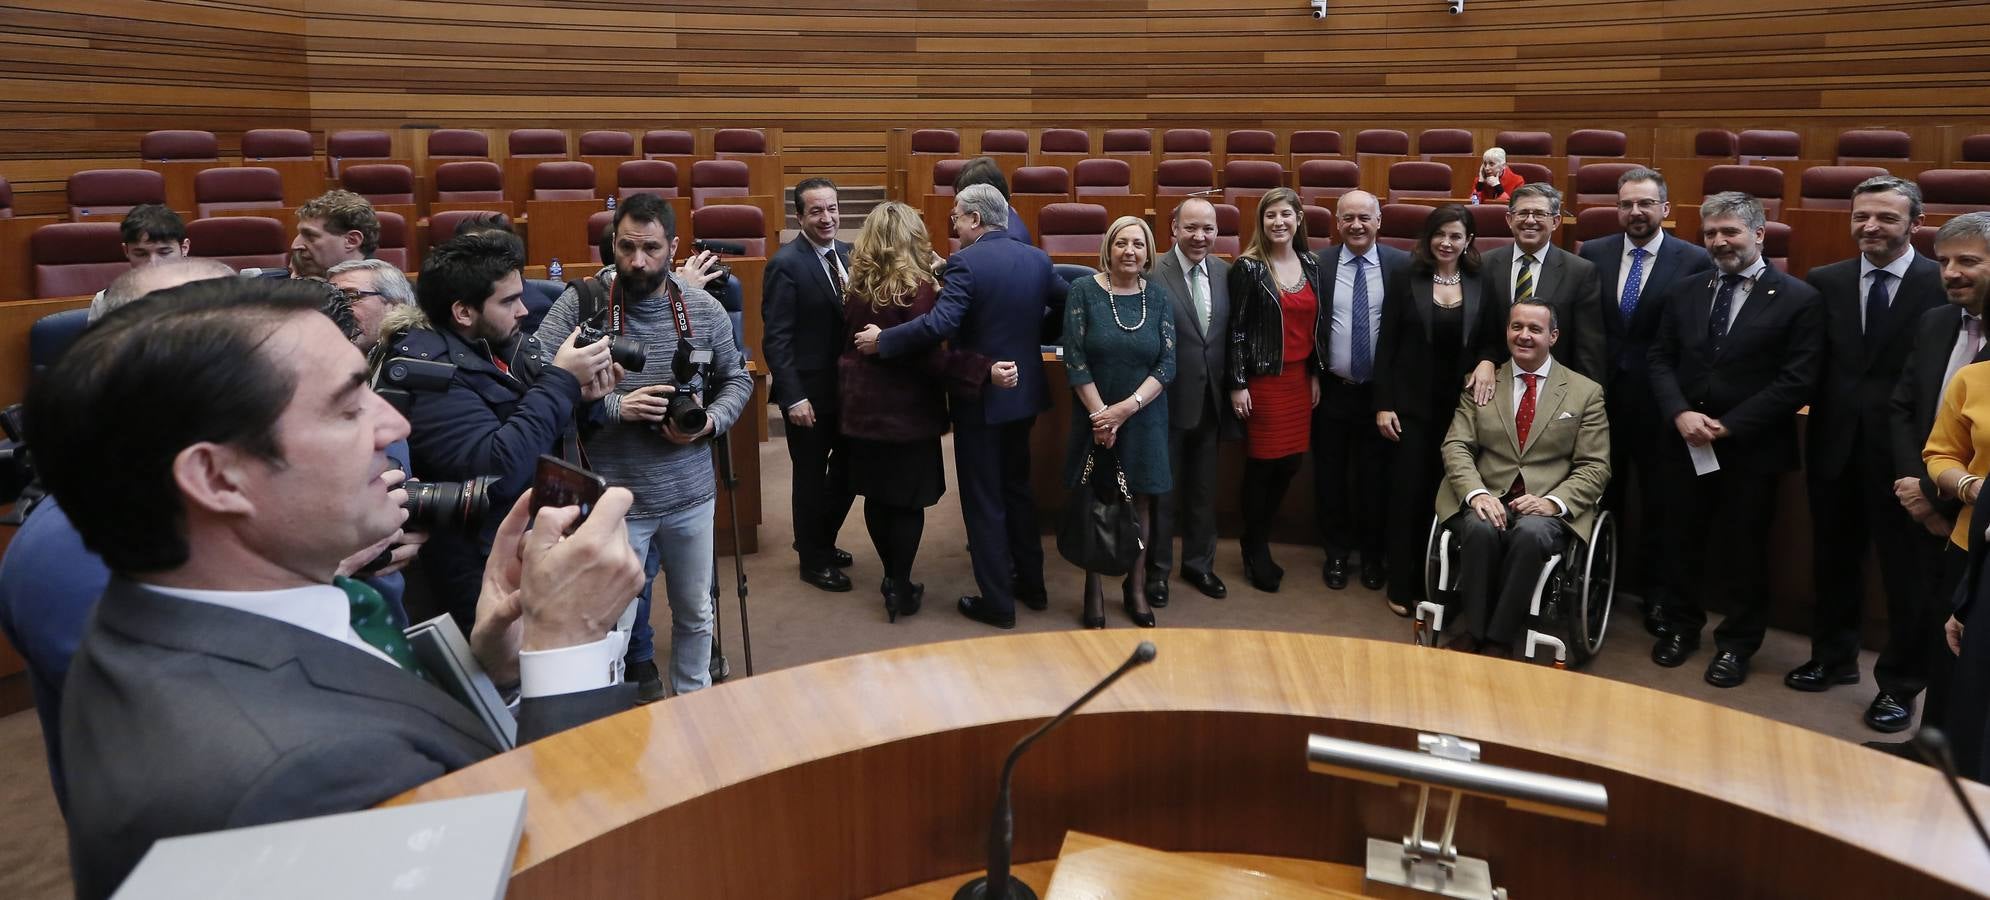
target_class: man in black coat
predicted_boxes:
[1577,167,1713,634]
[1647,191,1824,688]
[763,177,858,591]
[1791,176,1947,734]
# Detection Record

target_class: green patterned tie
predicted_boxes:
[335,576,427,680]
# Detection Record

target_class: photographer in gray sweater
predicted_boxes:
[535,193,753,701]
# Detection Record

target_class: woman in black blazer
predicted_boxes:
[1373,204,1501,615]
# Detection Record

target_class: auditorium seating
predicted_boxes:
[689,203,768,256]
[1703,164,1786,219]
[1836,129,1912,165]
[1470,203,1513,249]
[1696,129,1740,157]
[616,160,679,200]
[1797,165,1891,210]
[531,161,597,201]
[1572,206,1620,248]
[980,129,1029,154]
[587,209,613,264]
[1738,129,1802,163]
[140,130,218,161]
[0,177,12,218]
[342,164,416,206]
[30,309,89,378]
[1913,224,1939,256]
[327,130,393,176]
[1155,158,1215,197]
[1073,158,1132,196]
[434,161,505,203]
[1290,130,1343,156]
[1224,129,1277,156]
[910,129,960,154]
[1298,159,1360,206]
[374,211,409,270]
[1921,169,1990,214]
[1509,162,1556,187]
[1964,134,1990,163]
[1495,131,1553,156]
[1417,128,1473,157]
[1574,163,1642,207]
[193,167,284,217]
[1162,129,1213,154]
[1102,129,1151,153]
[426,209,493,252]
[1011,166,1072,196]
[241,129,313,160]
[67,169,166,218]
[931,158,967,196]
[1303,205,1335,252]
[1356,129,1410,157]
[643,130,696,157]
[1039,128,1090,155]
[578,130,634,156]
[689,159,751,207]
[1379,203,1433,251]
[1387,161,1454,202]
[1212,203,1241,257]
[713,128,767,155]
[1764,220,1791,270]
[1565,129,1628,165]
[1221,160,1284,205]
[1037,203,1109,254]
[428,129,489,159]
[31,222,125,297]
[186,216,287,269]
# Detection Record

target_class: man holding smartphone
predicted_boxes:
[536,192,754,702]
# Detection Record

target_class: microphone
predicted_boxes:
[1911,728,1990,857]
[953,641,1158,900]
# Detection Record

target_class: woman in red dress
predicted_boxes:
[1225,187,1328,592]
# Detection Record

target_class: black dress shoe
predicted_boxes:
[830,547,854,567]
[881,577,923,623]
[1121,580,1156,628]
[1242,547,1283,593]
[1704,650,1749,688]
[1144,577,1169,609]
[800,565,852,592]
[1651,633,1699,668]
[1864,692,1914,733]
[626,659,666,704]
[1016,587,1049,612]
[1323,556,1350,590]
[1359,560,1386,591]
[957,595,1015,629]
[1783,660,1860,692]
[1182,569,1227,599]
[1642,601,1670,638]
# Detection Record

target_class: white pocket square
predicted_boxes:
[1557,411,1575,419]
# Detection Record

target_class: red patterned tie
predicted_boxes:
[1515,373,1539,447]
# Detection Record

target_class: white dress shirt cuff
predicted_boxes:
[786,399,809,412]
[1464,488,1492,505]
[518,632,626,698]
[1546,495,1568,517]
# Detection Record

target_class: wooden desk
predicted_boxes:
[248,158,328,206]
[523,200,604,268]
[390,629,1990,899]
[0,216,61,301]
[143,159,231,212]
[577,154,637,200]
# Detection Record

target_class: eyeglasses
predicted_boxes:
[1509,210,1556,222]
[1617,199,1663,212]
[340,288,384,302]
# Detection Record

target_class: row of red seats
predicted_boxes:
[136,127,768,165]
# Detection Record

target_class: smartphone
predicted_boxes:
[530,455,608,534]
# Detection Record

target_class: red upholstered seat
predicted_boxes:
[341,164,416,206]
[508,129,568,157]
[1470,203,1511,241]
[1225,130,1277,155]
[1920,169,1990,215]
[435,161,504,203]
[1508,163,1556,186]
[1963,135,1990,164]
[690,203,767,256]
[1912,224,1939,257]
[1764,220,1791,271]
[1702,165,1787,219]
[0,176,13,219]
[532,161,597,200]
[373,211,409,270]
[1102,130,1151,153]
[1566,130,1628,158]
[643,130,696,156]
[689,159,750,207]
[1738,129,1802,161]
[1073,158,1132,196]
[1163,129,1213,154]
[428,130,489,158]
[1836,129,1911,162]
[1303,205,1335,252]
[588,209,614,264]
[1212,203,1241,257]
[713,129,766,154]
[427,209,501,252]
[1155,158,1215,197]
[1574,163,1643,207]
[579,131,634,156]
[1221,160,1285,205]
[67,169,167,218]
[186,216,286,269]
[194,166,284,217]
[1290,130,1343,155]
[1572,206,1621,249]
[616,160,679,200]
[1011,166,1071,195]
[1494,131,1553,156]
[141,130,218,161]
[1695,129,1739,158]
[1378,203,1434,252]
[1356,129,1409,156]
[910,129,960,154]
[980,130,1029,154]
[1040,129,1090,154]
[1417,129,1473,156]
[1037,203,1109,254]
[1387,161,1454,202]
[327,130,392,177]
[1798,165,1891,210]
[1298,159,1361,207]
[241,129,314,160]
[31,222,126,298]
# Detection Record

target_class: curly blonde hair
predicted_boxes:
[846,201,936,310]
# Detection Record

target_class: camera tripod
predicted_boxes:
[707,429,752,683]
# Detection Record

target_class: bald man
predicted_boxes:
[89,257,237,322]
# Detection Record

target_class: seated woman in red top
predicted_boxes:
[1471,147,1526,204]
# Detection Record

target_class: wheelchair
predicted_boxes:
[1412,509,1617,669]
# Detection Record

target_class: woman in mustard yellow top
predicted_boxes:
[1924,360,1990,549]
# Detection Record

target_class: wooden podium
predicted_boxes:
[389,630,1990,899]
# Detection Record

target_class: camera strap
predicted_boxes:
[667,278,694,340]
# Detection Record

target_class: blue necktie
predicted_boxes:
[1708,273,1742,353]
[1865,270,1892,347]
[1350,255,1372,383]
[1620,247,1648,322]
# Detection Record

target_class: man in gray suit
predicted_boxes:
[1148,197,1232,602]
[31,278,644,900]
[1481,183,1606,381]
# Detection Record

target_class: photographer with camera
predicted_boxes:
[388,231,623,632]
[535,192,753,702]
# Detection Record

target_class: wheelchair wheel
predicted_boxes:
[1576,511,1618,659]
[1529,512,1616,669]
[1422,514,1447,607]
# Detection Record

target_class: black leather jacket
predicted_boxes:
[1225,252,1329,389]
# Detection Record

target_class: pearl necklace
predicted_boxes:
[1433,272,1463,286]
[1106,279,1148,332]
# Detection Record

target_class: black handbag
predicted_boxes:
[1056,445,1144,576]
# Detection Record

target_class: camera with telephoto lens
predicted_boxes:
[570,277,648,373]
[665,339,715,436]
[384,460,495,534]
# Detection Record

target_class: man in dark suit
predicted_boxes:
[1791,176,1947,733]
[1578,167,1714,634]
[1481,183,1606,380]
[1313,189,1409,592]
[854,183,1065,628]
[1647,191,1825,687]
[763,177,857,591]
[30,278,642,900]
[1149,197,1232,603]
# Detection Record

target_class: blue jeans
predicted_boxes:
[623,498,716,696]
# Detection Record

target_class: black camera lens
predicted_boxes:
[402,476,496,533]
[666,393,708,435]
[608,335,647,372]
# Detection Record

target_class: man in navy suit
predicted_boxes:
[1577,167,1712,635]
[764,177,858,591]
[854,183,1064,628]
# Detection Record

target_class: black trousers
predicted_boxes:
[1602,375,1675,608]
[1312,378,1389,561]
[1948,582,1990,781]
[783,370,855,569]
[863,502,925,583]
[953,415,1043,615]
[1447,510,1568,644]
[1918,545,1967,730]
[1658,460,1780,656]
[1384,419,1447,605]
[1151,395,1222,580]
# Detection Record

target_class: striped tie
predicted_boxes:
[1515,253,1537,303]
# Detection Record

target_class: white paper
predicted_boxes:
[1688,441,1720,476]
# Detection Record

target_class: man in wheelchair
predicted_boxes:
[1433,298,1611,657]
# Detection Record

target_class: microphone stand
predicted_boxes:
[954,641,1157,900]
[1912,728,1990,857]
